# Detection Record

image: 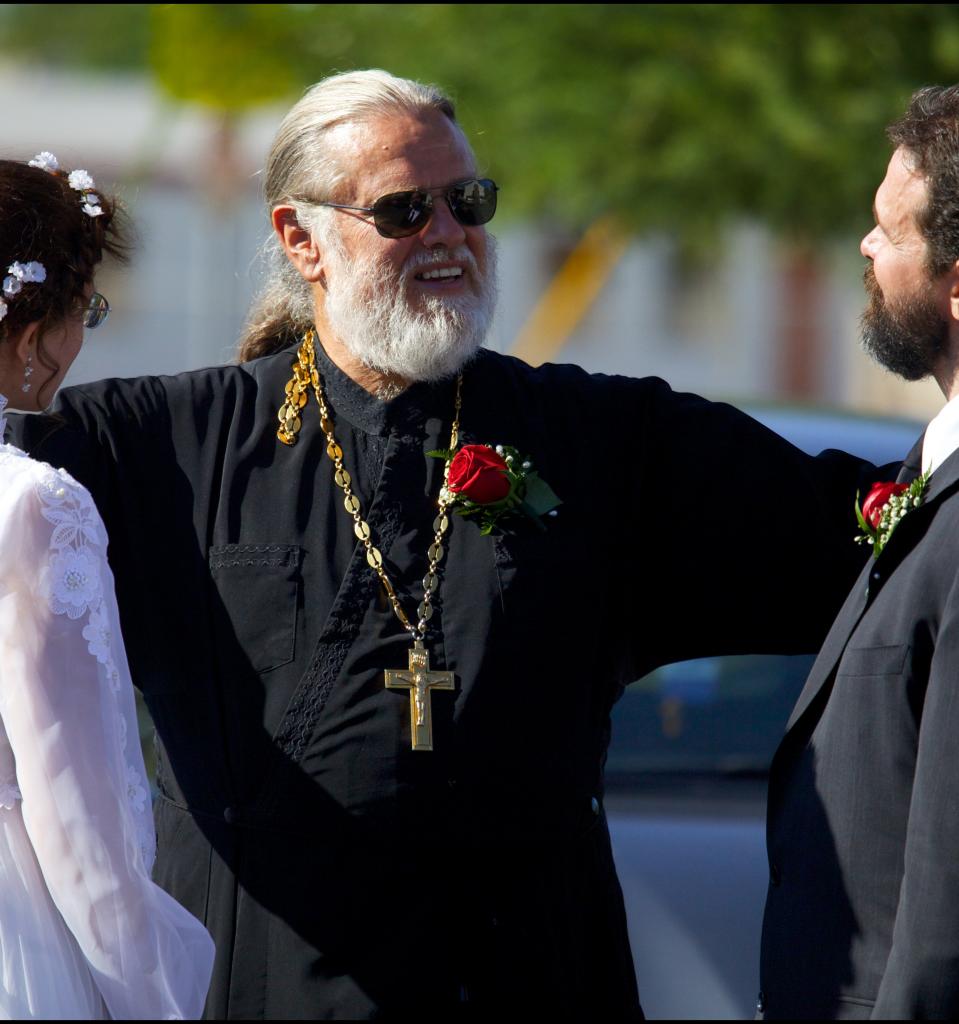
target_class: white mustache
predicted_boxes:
[401,246,479,281]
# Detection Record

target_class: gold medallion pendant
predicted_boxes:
[279,329,462,751]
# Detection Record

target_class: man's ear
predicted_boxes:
[947,260,959,323]
[271,206,325,284]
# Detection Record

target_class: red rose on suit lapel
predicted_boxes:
[447,444,511,504]
[861,481,909,528]
[855,474,929,558]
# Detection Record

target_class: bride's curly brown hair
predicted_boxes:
[0,159,130,403]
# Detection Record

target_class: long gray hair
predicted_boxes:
[237,70,458,362]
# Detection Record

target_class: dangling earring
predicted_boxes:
[21,352,33,393]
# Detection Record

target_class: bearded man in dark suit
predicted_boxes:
[760,85,959,1020]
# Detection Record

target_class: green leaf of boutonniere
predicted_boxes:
[853,489,871,537]
[521,472,562,517]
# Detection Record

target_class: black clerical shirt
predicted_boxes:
[11,343,873,1019]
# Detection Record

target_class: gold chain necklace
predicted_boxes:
[277,329,462,751]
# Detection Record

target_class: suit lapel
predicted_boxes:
[782,434,924,736]
[896,435,924,484]
[783,559,872,732]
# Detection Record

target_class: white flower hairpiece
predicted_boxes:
[28,151,59,173]
[28,151,104,218]
[9,261,46,285]
[0,261,47,322]
[67,167,103,218]
[67,169,94,191]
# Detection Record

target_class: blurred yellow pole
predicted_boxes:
[509,217,629,366]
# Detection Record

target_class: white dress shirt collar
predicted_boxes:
[921,392,959,476]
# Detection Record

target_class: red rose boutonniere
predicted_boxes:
[855,473,929,558]
[429,443,562,535]
[448,445,512,504]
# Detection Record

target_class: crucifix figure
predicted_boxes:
[384,640,455,751]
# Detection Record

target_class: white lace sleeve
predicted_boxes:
[0,457,214,1020]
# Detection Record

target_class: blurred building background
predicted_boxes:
[4,4,958,420]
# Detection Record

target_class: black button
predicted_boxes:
[223,806,236,824]
[770,863,781,886]
[872,570,881,582]
[757,990,766,1013]
[590,797,601,815]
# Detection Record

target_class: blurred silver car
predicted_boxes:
[605,407,923,1020]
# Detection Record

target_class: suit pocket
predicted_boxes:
[836,642,909,677]
[209,543,301,673]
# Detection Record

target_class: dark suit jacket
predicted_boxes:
[761,437,959,1020]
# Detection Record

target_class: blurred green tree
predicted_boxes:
[3,4,958,243]
[6,4,959,389]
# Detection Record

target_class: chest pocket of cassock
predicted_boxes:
[208,543,301,673]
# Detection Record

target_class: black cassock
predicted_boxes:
[13,342,872,1019]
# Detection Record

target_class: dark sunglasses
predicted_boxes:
[82,292,110,330]
[317,178,498,238]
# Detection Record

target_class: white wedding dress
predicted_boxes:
[0,395,214,1019]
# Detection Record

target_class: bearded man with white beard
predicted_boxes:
[11,70,883,1020]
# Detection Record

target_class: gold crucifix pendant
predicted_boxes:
[384,640,455,751]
